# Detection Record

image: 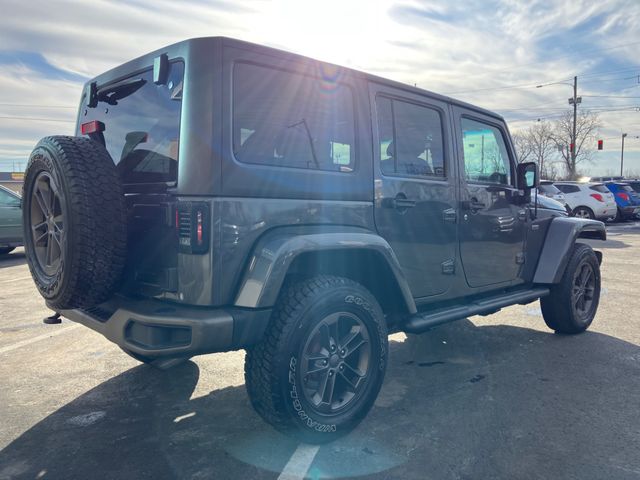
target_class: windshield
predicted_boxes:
[77,61,184,184]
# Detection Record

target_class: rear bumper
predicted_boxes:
[58,296,272,358]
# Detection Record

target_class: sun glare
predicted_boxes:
[249,0,389,70]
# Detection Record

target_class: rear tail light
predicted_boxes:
[590,193,604,202]
[175,202,209,254]
[616,192,630,202]
[196,211,203,246]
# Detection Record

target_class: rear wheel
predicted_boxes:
[245,275,388,443]
[0,247,15,255]
[573,206,594,220]
[541,243,600,334]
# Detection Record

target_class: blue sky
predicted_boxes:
[1,0,639,176]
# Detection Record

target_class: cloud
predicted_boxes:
[0,0,639,174]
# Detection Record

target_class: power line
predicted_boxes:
[582,95,640,99]
[445,67,640,96]
[0,116,75,123]
[0,103,76,109]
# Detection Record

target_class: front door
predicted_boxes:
[371,85,457,299]
[453,107,527,288]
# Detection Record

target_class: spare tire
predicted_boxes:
[23,136,127,310]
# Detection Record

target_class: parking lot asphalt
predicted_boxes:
[1,225,639,480]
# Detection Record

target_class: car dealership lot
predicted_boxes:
[1,229,639,480]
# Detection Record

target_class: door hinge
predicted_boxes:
[441,259,455,274]
[515,252,525,265]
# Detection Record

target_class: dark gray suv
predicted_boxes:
[22,37,606,443]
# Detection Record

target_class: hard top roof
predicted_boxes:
[86,36,504,122]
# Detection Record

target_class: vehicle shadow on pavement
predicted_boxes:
[0,321,638,480]
[0,251,26,269]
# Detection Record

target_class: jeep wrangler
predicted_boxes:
[22,37,605,443]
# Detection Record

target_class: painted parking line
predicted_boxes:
[277,444,320,480]
[0,275,33,285]
[0,324,81,355]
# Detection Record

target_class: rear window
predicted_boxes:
[589,184,609,193]
[620,184,635,193]
[79,61,184,184]
[539,184,561,195]
[232,62,355,172]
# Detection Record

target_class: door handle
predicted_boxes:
[393,197,417,209]
[382,193,416,211]
[462,199,485,212]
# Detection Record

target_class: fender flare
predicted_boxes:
[233,229,417,313]
[533,217,606,284]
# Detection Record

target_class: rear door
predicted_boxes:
[371,84,457,299]
[452,107,527,288]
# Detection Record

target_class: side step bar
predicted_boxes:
[402,287,550,334]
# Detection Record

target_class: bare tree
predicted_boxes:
[512,132,533,164]
[513,121,559,179]
[550,110,601,180]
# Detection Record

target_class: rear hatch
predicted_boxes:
[589,183,616,207]
[76,60,185,297]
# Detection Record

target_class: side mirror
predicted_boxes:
[517,162,538,191]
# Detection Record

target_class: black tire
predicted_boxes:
[615,207,624,223]
[572,206,594,220]
[0,247,15,255]
[245,275,388,444]
[22,136,126,310]
[541,243,601,334]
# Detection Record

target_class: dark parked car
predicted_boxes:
[625,179,640,194]
[22,37,605,443]
[604,182,640,221]
[533,194,570,218]
[0,185,22,254]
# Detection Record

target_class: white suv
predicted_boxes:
[554,182,617,220]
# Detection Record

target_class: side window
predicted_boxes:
[557,184,579,194]
[460,117,512,185]
[376,96,445,178]
[233,63,355,172]
[0,189,20,207]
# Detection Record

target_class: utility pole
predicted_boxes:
[621,133,627,177]
[568,76,581,178]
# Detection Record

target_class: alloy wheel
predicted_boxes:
[30,172,64,276]
[300,312,371,414]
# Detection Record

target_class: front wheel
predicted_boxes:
[541,243,601,334]
[244,275,388,443]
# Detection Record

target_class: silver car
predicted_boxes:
[0,185,22,254]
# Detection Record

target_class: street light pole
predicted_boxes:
[621,133,627,177]
[572,76,578,175]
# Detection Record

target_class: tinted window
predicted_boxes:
[233,63,355,172]
[460,118,511,185]
[556,184,580,194]
[80,62,184,184]
[620,184,634,192]
[0,188,20,207]
[628,182,640,192]
[376,96,445,177]
[589,184,609,193]
[539,184,562,195]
